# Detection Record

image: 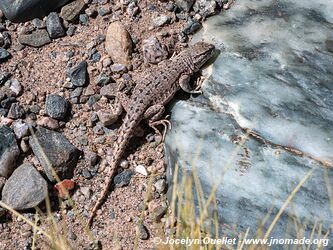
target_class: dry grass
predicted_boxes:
[0,126,96,250]
[0,126,332,250]
[161,131,332,250]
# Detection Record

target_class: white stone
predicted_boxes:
[135,164,148,176]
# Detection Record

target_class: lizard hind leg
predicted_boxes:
[144,104,171,142]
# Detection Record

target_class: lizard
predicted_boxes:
[88,42,216,227]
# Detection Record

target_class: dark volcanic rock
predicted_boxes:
[1,163,47,210]
[0,97,16,109]
[182,18,201,35]
[18,30,51,48]
[0,0,70,22]
[46,12,65,39]
[0,108,8,116]
[114,169,133,187]
[96,74,111,86]
[175,0,195,12]
[45,94,69,120]
[0,47,10,63]
[29,127,80,182]
[0,126,20,178]
[67,61,88,87]
[0,72,10,85]
[7,102,25,119]
[0,31,11,49]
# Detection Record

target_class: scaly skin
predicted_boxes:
[88,42,215,227]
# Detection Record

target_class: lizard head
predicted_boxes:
[191,42,216,71]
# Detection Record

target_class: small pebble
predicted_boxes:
[7,103,25,119]
[98,7,112,16]
[119,159,129,169]
[82,169,93,179]
[135,165,148,176]
[79,14,89,25]
[151,205,167,222]
[137,223,149,240]
[153,15,170,27]
[67,25,77,36]
[114,169,133,187]
[45,94,69,120]
[68,230,77,240]
[154,179,167,194]
[12,119,29,139]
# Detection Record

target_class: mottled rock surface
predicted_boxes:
[60,0,87,22]
[0,48,10,63]
[1,164,47,210]
[142,37,168,64]
[0,0,70,22]
[175,0,195,12]
[29,127,80,182]
[45,94,69,120]
[0,126,20,178]
[7,103,25,119]
[165,0,333,245]
[46,12,65,39]
[114,169,133,187]
[137,223,149,240]
[18,30,51,48]
[67,61,88,87]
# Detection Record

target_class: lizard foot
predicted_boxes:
[194,76,205,91]
[149,117,171,142]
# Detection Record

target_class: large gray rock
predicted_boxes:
[0,0,70,23]
[1,163,47,210]
[60,0,87,22]
[18,30,51,48]
[29,127,80,182]
[165,0,333,246]
[0,126,20,178]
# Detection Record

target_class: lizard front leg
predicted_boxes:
[179,74,202,94]
[111,92,130,117]
[144,104,171,141]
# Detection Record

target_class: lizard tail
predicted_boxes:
[87,124,133,227]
